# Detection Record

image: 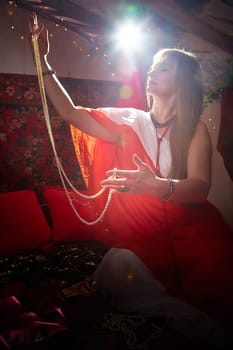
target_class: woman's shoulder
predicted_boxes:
[192,120,212,149]
[99,107,148,117]
[196,120,211,138]
[98,107,149,124]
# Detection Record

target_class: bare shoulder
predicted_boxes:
[193,120,212,145]
[187,121,212,188]
[188,120,212,161]
[196,120,209,134]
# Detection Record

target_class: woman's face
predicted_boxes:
[146,57,177,98]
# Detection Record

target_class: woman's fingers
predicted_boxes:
[29,13,38,32]
[106,169,137,179]
[29,13,44,37]
[105,154,148,178]
[101,154,155,193]
[101,177,126,187]
[32,12,38,29]
[29,13,49,59]
[133,153,150,171]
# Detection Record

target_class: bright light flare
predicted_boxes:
[114,22,146,52]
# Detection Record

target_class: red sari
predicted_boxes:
[70,107,233,323]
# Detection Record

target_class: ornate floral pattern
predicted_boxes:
[0,74,121,192]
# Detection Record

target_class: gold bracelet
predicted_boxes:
[161,178,174,201]
[42,69,56,77]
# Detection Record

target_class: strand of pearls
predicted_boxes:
[32,34,114,225]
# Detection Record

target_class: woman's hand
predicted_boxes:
[29,13,50,63]
[101,154,158,194]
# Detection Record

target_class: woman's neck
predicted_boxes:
[151,97,176,123]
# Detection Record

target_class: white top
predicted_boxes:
[99,107,172,177]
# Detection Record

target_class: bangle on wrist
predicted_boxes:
[42,69,56,77]
[161,178,174,201]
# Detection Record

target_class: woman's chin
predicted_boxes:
[146,86,157,95]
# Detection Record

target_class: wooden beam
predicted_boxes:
[147,0,233,54]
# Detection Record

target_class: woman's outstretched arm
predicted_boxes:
[29,13,120,143]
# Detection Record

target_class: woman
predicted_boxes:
[30,13,233,341]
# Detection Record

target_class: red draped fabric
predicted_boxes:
[70,108,233,323]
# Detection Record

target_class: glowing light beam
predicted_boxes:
[113,21,147,52]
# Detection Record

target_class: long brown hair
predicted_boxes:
[147,48,204,179]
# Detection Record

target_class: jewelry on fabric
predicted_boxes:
[31,33,113,226]
[150,112,175,129]
[161,178,174,201]
[103,313,162,347]
[42,69,56,77]
[155,126,170,178]
[118,185,129,193]
[112,168,117,179]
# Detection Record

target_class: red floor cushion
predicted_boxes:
[40,186,95,242]
[0,190,52,256]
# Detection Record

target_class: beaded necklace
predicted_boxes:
[150,112,175,129]
[150,113,175,177]
[32,34,114,226]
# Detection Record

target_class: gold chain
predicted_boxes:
[31,34,114,225]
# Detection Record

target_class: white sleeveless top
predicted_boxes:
[99,107,172,177]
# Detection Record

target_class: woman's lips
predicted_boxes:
[147,80,157,89]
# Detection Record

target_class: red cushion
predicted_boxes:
[40,186,94,242]
[0,190,52,257]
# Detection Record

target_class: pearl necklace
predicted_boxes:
[32,34,113,226]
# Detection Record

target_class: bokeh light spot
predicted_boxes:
[120,85,133,99]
